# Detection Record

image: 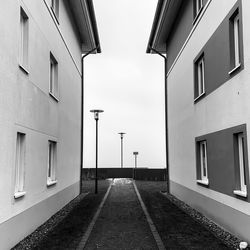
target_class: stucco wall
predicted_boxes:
[168,0,250,225]
[0,0,82,247]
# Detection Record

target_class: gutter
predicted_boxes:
[151,0,170,53]
[81,0,101,53]
[146,0,165,53]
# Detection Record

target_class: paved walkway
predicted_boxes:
[83,179,158,250]
[13,180,236,249]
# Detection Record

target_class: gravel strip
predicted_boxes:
[12,192,89,250]
[161,191,249,250]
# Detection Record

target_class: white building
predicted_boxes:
[0,0,100,248]
[147,0,250,242]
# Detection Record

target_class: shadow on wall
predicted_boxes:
[82,168,166,181]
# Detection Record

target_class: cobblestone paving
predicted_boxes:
[135,181,232,250]
[84,179,158,250]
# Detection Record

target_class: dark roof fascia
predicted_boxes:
[85,0,101,53]
[146,0,165,53]
[68,0,101,54]
[146,0,183,54]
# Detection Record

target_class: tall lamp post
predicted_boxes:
[90,109,104,194]
[133,152,138,179]
[118,132,126,168]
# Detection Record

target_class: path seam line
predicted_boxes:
[76,182,112,249]
[133,181,166,250]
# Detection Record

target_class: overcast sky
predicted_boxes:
[83,0,166,168]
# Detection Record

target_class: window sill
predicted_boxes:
[194,92,205,103]
[197,179,209,186]
[14,191,26,199]
[49,92,59,102]
[192,6,204,25]
[47,180,57,187]
[233,190,247,198]
[228,63,241,75]
[19,64,29,75]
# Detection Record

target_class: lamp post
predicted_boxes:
[90,109,104,194]
[133,152,138,179]
[118,132,126,168]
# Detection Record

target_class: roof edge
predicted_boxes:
[146,0,165,54]
[85,0,101,53]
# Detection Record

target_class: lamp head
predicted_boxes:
[90,109,104,120]
[133,152,139,155]
[118,132,126,139]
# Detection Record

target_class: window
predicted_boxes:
[234,133,247,197]
[14,133,26,198]
[51,0,59,21]
[229,10,242,74]
[47,141,57,186]
[49,53,59,100]
[194,56,205,100]
[233,14,240,67]
[195,0,203,17]
[197,140,209,185]
[19,8,29,71]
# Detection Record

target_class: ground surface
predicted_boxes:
[135,181,232,250]
[84,179,157,250]
[13,179,238,250]
[13,180,111,250]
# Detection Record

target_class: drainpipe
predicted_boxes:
[80,46,99,194]
[150,47,169,193]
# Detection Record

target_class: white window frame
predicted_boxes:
[47,140,57,186]
[14,133,26,198]
[19,8,29,73]
[229,12,242,75]
[195,0,203,16]
[197,141,209,185]
[51,0,59,22]
[49,53,59,100]
[234,133,247,197]
[233,13,240,68]
[195,57,205,100]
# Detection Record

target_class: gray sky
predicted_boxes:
[84,0,166,168]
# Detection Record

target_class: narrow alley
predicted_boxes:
[1,0,250,249]
[14,179,237,249]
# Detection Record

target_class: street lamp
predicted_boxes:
[90,109,104,194]
[118,132,126,168]
[133,152,139,179]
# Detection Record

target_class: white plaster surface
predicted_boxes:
[168,0,250,220]
[0,0,83,248]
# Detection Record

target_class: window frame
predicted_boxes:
[233,133,247,197]
[49,53,59,101]
[14,132,26,199]
[47,140,57,186]
[19,7,29,74]
[194,55,205,101]
[51,0,59,23]
[193,0,203,24]
[196,0,203,16]
[229,8,243,75]
[196,140,209,186]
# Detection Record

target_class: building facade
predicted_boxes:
[147,0,250,241]
[0,0,100,248]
